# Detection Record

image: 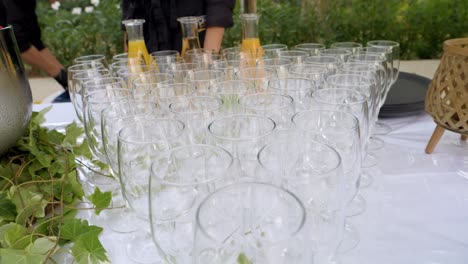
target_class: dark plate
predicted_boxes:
[379,71,431,118]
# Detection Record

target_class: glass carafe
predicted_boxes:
[240,13,263,60]
[178,17,202,58]
[122,19,152,66]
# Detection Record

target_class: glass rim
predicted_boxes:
[72,69,110,80]
[195,182,306,244]
[177,16,200,23]
[168,96,224,114]
[348,54,387,63]
[150,144,234,187]
[289,64,329,74]
[237,67,276,80]
[319,48,353,55]
[101,100,157,120]
[295,43,326,49]
[118,118,186,144]
[68,62,104,72]
[257,139,343,180]
[261,43,288,50]
[367,40,400,48]
[209,80,254,94]
[268,77,316,91]
[330,41,363,48]
[82,76,124,88]
[132,73,173,86]
[238,92,294,111]
[208,114,277,141]
[292,109,360,131]
[150,83,195,98]
[305,55,342,64]
[326,73,374,86]
[311,87,368,105]
[74,54,106,63]
[82,88,130,104]
[122,19,145,26]
[186,69,225,81]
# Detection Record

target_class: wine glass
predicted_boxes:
[291,110,363,253]
[330,42,363,55]
[319,48,353,63]
[277,50,309,64]
[131,73,173,100]
[194,182,313,264]
[304,55,343,75]
[169,96,223,144]
[150,82,196,115]
[74,54,109,68]
[238,93,295,130]
[237,66,277,93]
[294,43,326,55]
[268,77,317,111]
[166,62,200,83]
[117,118,188,263]
[288,64,330,88]
[149,144,234,263]
[257,57,292,78]
[208,114,276,181]
[100,100,160,233]
[212,59,250,80]
[260,43,288,58]
[209,80,254,114]
[185,69,225,95]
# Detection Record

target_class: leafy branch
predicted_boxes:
[0,107,112,264]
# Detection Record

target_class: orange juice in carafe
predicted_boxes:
[181,37,201,58]
[241,37,263,60]
[178,17,202,58]
[128,39,151,65]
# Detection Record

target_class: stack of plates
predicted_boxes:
[379,71,431,118]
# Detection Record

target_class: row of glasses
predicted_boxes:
[68,39,399,263]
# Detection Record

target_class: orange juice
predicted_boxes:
[181,37,201,58]
[241,38,264,60]
[128,39,152,65]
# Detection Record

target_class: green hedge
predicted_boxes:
[33,0,468,74]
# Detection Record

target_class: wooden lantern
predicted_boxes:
[425,38,468,154]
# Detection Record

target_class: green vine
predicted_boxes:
[0,107,112,264]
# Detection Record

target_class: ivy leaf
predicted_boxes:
[73,138,93,159]
[0,248,46,264]
[61,219,103,242]
[87,187,112,215]
[237,253,252,264]
[29,106,52,128]
[71,231,110,264]
[0,191,16,222]
[25,236,57,255]
[63,122,84,146]
[8,186,48,225]
[2,223,27,248]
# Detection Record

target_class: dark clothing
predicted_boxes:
[1,0,45,52]
[121,0,235,53]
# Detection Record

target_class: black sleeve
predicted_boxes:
[121,0,146,31]
[2,0,38,52]
[205,0,235,28]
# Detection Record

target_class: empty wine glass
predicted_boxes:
[304,55,343,75]
[209,80,254,114]
[237,66,277,93]
[330,42,363,55]
[149,144,234,263]
[278,50,309,64]
[74,54,108,68]
[208,114,276,180]
[294,43,326,55]
[169,96,223,144]
[288,64,330,88]
[239,93,295,130]
[132,73,173,100]
[257,57,292,78]
[150,82,196,114]
[186,69,225,95]
[212,59,251,80]
[291,110,363,253]
[118,118,188,263]
[194,182,313,264]
[319,48,353,63]
[261,43,288,58]
[268,77,316,111]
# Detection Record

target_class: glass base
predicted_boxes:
[345,194,366,217]
[337,221,360,254]
[373,121,392,135]
[362,153,378,168]
[127,231,166,264]
[366,136,385,152]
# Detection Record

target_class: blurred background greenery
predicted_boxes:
[34,0,468,75]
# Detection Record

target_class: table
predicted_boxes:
[34,103,468,264]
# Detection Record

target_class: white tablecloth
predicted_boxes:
[34,103,468,264]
